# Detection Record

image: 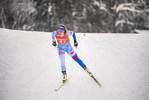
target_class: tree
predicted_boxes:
[111,0,149,33]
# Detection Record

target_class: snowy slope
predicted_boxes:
[0,28,149,100]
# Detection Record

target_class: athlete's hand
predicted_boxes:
[74,40,78,49]
[52,41,57,47]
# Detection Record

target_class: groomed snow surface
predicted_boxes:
[0,28,149,100]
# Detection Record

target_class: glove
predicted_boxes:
[52,41,57,47]
[74,40,78,47]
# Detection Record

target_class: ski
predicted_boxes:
[90,75,101,87]
[84,66,101,87]
[55,75,71,91]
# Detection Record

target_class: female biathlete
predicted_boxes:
[52,24,92,82]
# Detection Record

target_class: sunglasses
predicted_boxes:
[57,30,64,33]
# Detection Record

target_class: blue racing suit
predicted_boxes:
[52,30,85,72]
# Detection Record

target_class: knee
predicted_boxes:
[59,52,65,55]
[72,54,78,60]
[69,50,76,57]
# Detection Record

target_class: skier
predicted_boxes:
[52,24,92,82]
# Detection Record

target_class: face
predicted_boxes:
[57,30,64,35]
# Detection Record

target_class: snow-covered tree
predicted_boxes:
[111,0,149,32]
[0,0,149,33]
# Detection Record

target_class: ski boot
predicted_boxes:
[62,71,67,83]
[83,66,93,76]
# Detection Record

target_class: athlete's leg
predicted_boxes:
[66,45,85,68]
[58,47,66,72]
[66,45,92,75]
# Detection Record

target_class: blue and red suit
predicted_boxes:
[52,30,86,72]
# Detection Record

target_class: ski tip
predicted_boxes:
[55,89,58,91]
[98,83,101,87]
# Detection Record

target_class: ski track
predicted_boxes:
[0,28,149,100]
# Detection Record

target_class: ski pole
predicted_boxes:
[75,34,86,49]
[78,34,86,43]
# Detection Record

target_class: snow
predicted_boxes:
[115,20,134,27]
[115,3,138,13]
[115,3,149,13]
[0,28,149,100]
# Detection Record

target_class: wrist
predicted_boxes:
[74,40,78,47]
[74,40,77,43]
